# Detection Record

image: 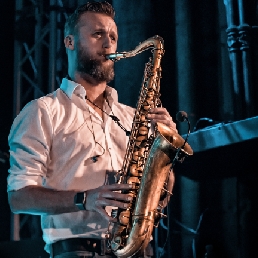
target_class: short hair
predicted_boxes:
[64,1,115,37]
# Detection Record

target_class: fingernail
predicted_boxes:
[127,196,133,201]
[129,184,136,189]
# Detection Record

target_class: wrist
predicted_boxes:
[74,191,87,210]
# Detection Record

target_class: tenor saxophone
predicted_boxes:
[106,35,193,258]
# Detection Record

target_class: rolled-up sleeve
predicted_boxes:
[7,99,53,192]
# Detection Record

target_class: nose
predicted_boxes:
[102,35,112,49]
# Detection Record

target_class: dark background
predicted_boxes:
[1,1,258,258]
[0,1,15,243]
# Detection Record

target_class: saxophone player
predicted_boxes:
[7,2,177,257]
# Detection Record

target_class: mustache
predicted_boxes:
[77,49,115,82]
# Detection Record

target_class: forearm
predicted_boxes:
[8,185,79,216]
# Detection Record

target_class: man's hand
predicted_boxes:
[146,107,178,133]
[85,183,133,222]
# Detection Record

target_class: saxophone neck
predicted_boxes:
[105,35,164,61]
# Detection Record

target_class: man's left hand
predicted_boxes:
[146,107,178,133]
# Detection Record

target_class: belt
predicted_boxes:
[52,238,113,256]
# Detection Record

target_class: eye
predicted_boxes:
[93,31,102,37]
[110,35,117,42]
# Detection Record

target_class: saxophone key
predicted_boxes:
[127,177,140,189]
[132,148,145,161]
[145,99,154,105]
[132,151,139,161]
[111,224,127,247]
[135,135,148,147]
[138,147,146,156]
[140,114,146,122]
[146,89,155,98]
[129,163,140,176]
[129,163,143,177]
[119,210,131,225]
[138,126,148,135]
[142,101,151,110]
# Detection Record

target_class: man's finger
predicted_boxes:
[101,191,133,202]
[148,107,167,114]
[97,198,131,210]
[95,206,116,222]
[101,183,133,191]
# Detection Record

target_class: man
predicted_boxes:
[7,2,177,257]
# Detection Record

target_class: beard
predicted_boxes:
[76,43,115,83]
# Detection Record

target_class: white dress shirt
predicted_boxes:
[7,78,135,253]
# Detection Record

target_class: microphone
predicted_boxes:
[171,111,191,168]
[176,111,188,122]
[176,111,190,149]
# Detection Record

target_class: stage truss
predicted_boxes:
[11,0,89,241]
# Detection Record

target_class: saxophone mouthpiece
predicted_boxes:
[105,52,126,61]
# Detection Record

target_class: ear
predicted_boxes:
[64,35,75,50]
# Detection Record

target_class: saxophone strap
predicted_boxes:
[85,95,131,136]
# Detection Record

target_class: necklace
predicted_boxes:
[86,108,105,163]
[86,96,104,118]
[85,95,131,136]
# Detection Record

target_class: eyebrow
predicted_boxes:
[93,27,117,36]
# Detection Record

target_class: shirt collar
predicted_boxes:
[60,78,81,99]
[60,77,118,103]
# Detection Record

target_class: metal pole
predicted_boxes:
[217,0,234,121]
[34,0,43,99]
[175,0,196,135]
[174,1,199,257]
[238,0,254,117]
[13,0,23,118]
[224,0,244,120]
[11,0,23,241]
[49,0,57,92]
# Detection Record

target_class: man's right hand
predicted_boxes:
[85,183,133,222]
